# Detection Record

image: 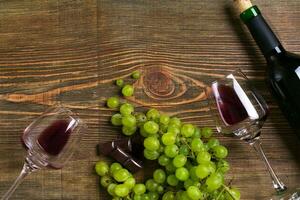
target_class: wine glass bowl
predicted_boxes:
[1,106,86,200]
[22,106,86,169]
[206,70,268,143]
[206,70,300,200]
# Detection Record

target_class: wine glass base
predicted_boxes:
[271,188,300,200]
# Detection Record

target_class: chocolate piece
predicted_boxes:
[130,135,144,160]
[113,138,132,153]
[97,141,114,156]
[110,147,131,163]
[124,158,143,173]
[97,137,144,173]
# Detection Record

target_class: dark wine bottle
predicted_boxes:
[235,0,300,136]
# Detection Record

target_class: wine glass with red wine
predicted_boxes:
[1,106,87,200]
[206,70,300,200]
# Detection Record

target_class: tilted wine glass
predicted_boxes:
[1,106,87,200]
[206,70,300,200]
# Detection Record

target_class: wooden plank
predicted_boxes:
[0,0,300,199]
[0,0,99,199]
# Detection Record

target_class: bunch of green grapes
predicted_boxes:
[97,72,240,200]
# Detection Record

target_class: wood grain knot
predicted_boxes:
[143,70,175,98]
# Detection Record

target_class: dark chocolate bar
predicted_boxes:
[123,158,143,173]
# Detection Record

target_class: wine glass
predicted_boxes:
[1,106,87,200]
[206,69,300,200]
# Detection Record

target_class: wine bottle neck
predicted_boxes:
[240,6,285,57]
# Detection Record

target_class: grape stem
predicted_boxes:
[180,139,195,158]
[216,186,226,200]
[221,184,238,200]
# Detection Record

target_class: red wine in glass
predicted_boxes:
[212,83,249,125]
[37,120,72,156]
[2,106,86,199]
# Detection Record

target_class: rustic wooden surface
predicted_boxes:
[0,0,300,199]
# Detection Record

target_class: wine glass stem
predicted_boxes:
[250,138,287,193]
[1,160,35,200]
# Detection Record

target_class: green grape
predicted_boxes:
[203,144,209,152]
[161,132,176,145]
[133,183,146,195]
[148,192,159,200]
[158,145,164,153]
[158,155,170,166]
[144,136,160,151]
[196,151,211,164]
[145,179,158,192]
[141,194,151,200]
[146,108,160,121]
[179,145,189,156]
[181,124,195,138]
[168,125,180,135]
[165,162,176,173]
[206,173,223,192]
[95,161,109,176]
[164,144,179,158]
[213,145,228,159]
[193,127,201,138]
[169,117,181,127]
[144,121,159,135]
[160,123,168,133]
[175,191,184,200]
[184,179,194,190]
[187,186,202,200]
[124,177,136,189]
[175,136,181,146]
[107,97,120,109]
[132,71,141,79]
[112,197,121,200]
[190,138,204,153]
[113,168,130,182]
[160,114,170,125]
[181,191,192,200]
[122,115,136,127]
[153,169,166,184]
[114,184,130,197]
[157,185,164,194]
[207,138,220,149]
[135,112,147,126]
[111,113,123,126]
[167,174,179,186]
[122,84,134,97]
[225,187,241,200]
[140,126,149,137]
[134,194,142,200]
[184,161,193,170]
[120,103,134,116]
[115,79,124,87]
[162,191,175,200]
[207,161,216,174]
[100,175,112,187]
[172,154,187,168]
[201,127,213,138]
[189,167,199,181]
[175,167,189,181]
[110,162,122,174]
[107,183,117,196]
[195,164,210,179]
[144,149,160,160]
[122,126,137,136]
[217,159,230,173]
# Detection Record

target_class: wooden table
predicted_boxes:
[1,0,300,199]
